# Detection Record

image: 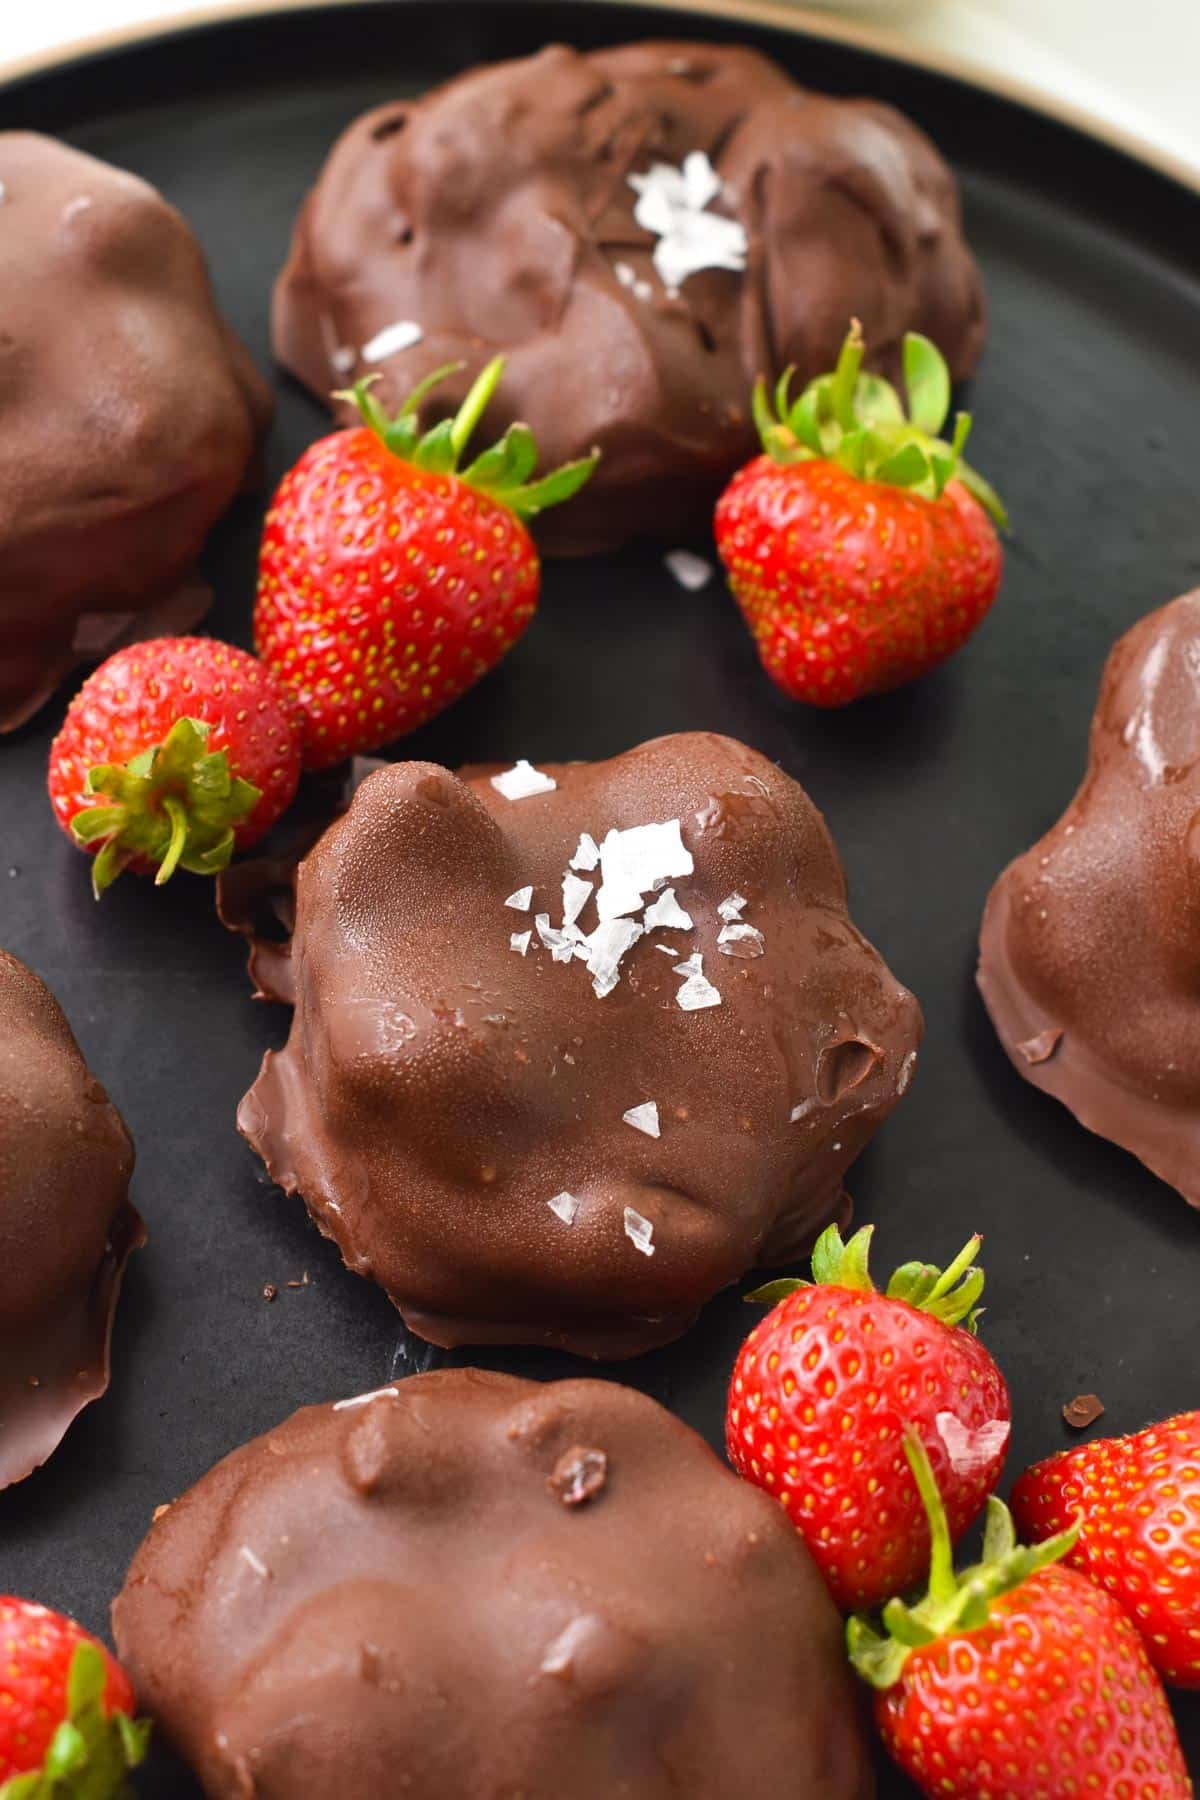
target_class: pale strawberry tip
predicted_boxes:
[336,355,599,522]
[751,321,1009,529]
[69,715,262,899]
[846,1434,1080,1692]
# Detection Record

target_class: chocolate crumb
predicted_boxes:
[263,1284,278,1303]
[548,1445,608,1507]
[1063,1393,1105,1430]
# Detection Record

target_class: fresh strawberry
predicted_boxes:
[850,1438,1192,1800]
[255,359,596,769]
[1012,1409,1200,1689]
[726,1225,1010,1610]
[0,1597,149,1795]
[714,323,1006,706]
[48,637,302,897]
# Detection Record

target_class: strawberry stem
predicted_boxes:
[340,359,598,523]
[847,1437,1080,1692]
[0,1642,151,1800]
[69,716,261,899]
[752,323,1008,528]
[746,1225,986,1331]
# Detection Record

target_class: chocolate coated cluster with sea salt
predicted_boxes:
[113,1369,874,1799]
[226,731,922,1357]
[273,38,985,551]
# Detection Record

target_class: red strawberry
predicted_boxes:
[1012,1409,1200,1689]
[726,1224,1010,1610]
[850,1438,1192,1800]
[255,359,596,769]
[714,323,1006,706]
[48,637,302,897]
[0,1597,149,1793]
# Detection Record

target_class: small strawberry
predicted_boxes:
[714,322,1006,706]
[726,1224,1010,1610]
[49,637,302,897]
[0,1597,149,1795]
[255,359,597,769]
[1012,1409,1200,1689]
[849,1438,1192,1800]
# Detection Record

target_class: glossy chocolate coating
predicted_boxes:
[273,39,985,551]
[227,732,922,1357]
[113,1368,874,1799]
[0,950,142,1489]
[979,592,1200,1206]
[0,133,273,731]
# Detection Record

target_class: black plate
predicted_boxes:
[3,4,1199,1791]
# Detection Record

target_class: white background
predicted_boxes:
[4,0,1200,183]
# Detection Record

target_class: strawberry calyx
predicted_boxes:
[0,1641,150,1800]
[337,357,598,521]
[752,321,1008,528]
[747,1223,987,1333]
[69,716,261,898]
[847,1434,1079,1691]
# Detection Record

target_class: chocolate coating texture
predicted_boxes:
[0,950,142,1489]
[0,133,272,731]
[229,731,922,1357]
[979,592,1200,1206]
[113,1368,874,1799]
[273,39,985,551]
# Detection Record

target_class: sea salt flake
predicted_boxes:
[330,344,357,374]
[333,1387,401,1412]
[790,1099,817,1123]
[718,921,765,959]
[664,549,713,592]
[583,917,643,997]
[717,892,747,922]
[622,1101,661,1138]
[628,151,748,291]
[570,832,601,872]
[561,872,593,930]
[614,261,637,289]
[540,1614,600,1676]
[643,887,693,932]
[239,1546,269,1580]
[510,930,532,956]
[535,914,576,964]
[673,951,721,1011]
[361,318,424,363]
[623,1206,656,1256]
[548,1191,581,1225]
[596,819,693,921]
[505,886,534,911]
[491,760,558,801]
[936,1412,1011,1476]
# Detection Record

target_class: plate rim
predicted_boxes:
[3,0,1199,200]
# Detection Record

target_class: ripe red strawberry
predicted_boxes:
[850,1438,1192,1800]
[726,1224,1010,1610]
[255,359,596,769]
[714,323,1006,706]
[1012,1410,1200,1689]
[0,1597,149,1793]
[49,637,302,897]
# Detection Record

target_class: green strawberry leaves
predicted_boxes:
[753,321,1008,528]
[0,1643,151,1800]
[747,1223,986,1332]
[339,357,598,521]
[70,716,261,898]
[847,1435,1079,1691]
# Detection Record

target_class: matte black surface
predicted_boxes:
[2,4,1199,1791]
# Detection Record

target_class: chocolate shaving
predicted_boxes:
[1062,1393,1105,1430]
[1016,1027,1063,1065]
